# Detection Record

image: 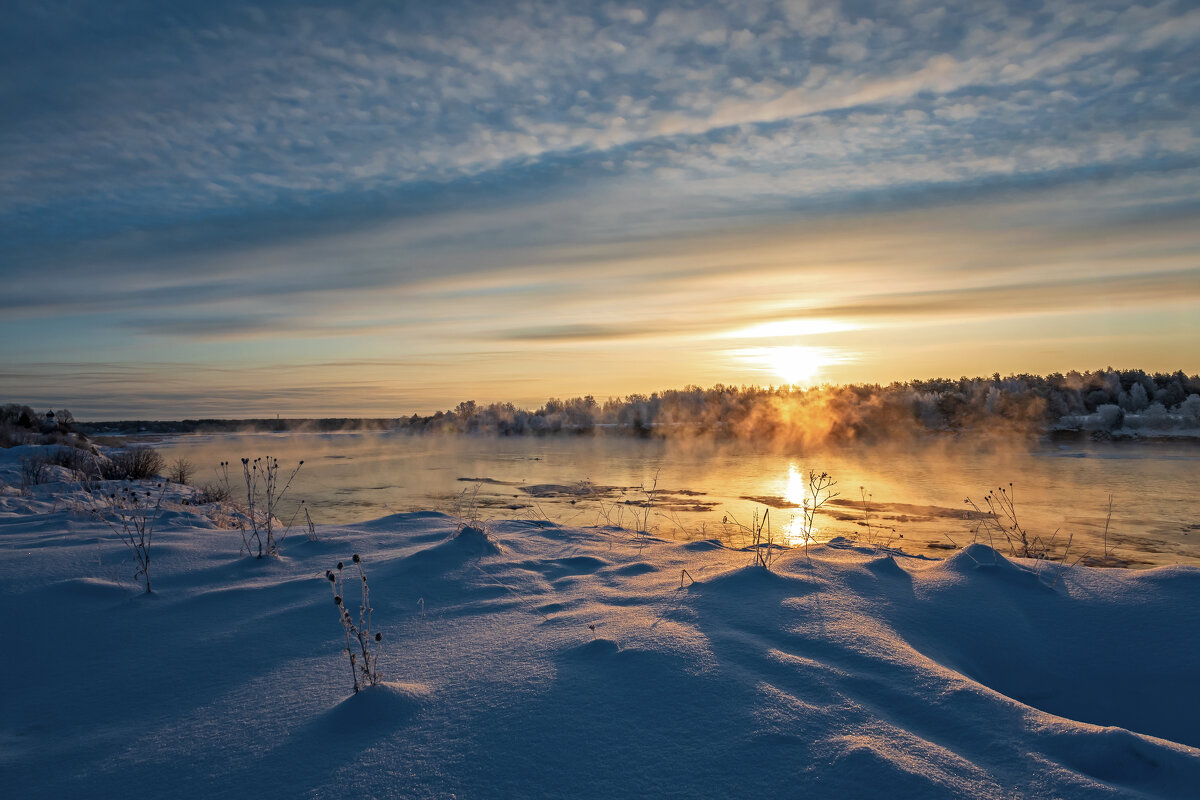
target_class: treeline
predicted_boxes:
[76,417,395,435]
[399,369,1200,443]
[14,368,1200,446]
[0,403,84,448]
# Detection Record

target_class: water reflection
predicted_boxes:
[784,463,805,507]
[146,431,1200,568]
[780,463,830,547]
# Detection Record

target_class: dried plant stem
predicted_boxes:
[326,555,382,693]
[87,479,168,593]
[238,457,304,558]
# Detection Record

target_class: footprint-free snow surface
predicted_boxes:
[2,474,1199,798]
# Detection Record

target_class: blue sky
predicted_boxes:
[2,0,1198,418]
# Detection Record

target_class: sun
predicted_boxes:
[767,346,824,386]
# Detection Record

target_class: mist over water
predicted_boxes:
[151,431,1200,568]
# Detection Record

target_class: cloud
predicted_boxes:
[2,1,1197,415]
[4,0,1196,244]
[813,268,1200,323]
[496,323,666,343]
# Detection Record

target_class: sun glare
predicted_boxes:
[768,346,824,386]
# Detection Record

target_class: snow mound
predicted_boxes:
[696,563,814,593]
[320,681,432,732]
[864,553,909,577]
[454,524,502,554]
[2,500,1198,799]
[565,638,621,658]
[682,538,728,551]
[939,542,1055,590]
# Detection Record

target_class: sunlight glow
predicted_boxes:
[728,344,854,388]
[768,346,824,385]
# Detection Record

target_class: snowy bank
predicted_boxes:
[1,470,1198,798]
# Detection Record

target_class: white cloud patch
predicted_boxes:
[3,0,1196,227]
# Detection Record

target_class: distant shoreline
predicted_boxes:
[18,368,1200,444]
[78,418,1200,445]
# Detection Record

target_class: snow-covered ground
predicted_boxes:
[2,446,1198,798]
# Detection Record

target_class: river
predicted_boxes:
[149,431,1200,568]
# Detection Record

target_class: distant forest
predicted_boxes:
[49,368,1200,445]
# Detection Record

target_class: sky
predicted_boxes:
[2,0,1198,419]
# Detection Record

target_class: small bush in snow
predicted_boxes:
[101,446,165,481]
[196,460,233,505]
[167,457,194,485]
[326,554,383,693]
[87,481,168,594]
[19,452,53,488]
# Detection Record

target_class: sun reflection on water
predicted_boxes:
[781,463,827,547]
[784,463,805,506]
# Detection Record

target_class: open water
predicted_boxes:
[150,431,1200,568]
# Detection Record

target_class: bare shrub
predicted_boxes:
[102,446,165,480]
[86,481,168,594]
[196,482,232,504]
[167,457,194,485]
[48,446,95,477]
[196,460,233,504]
[325,554,383,693]
[19,452,52,488]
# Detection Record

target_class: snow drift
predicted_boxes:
[1,471,1198,798]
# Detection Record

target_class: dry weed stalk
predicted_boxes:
[798,471,839,557]
[87,480,168,593]
[964,483,1048,559]
[238,457,303,558]
[326,554,382,693]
